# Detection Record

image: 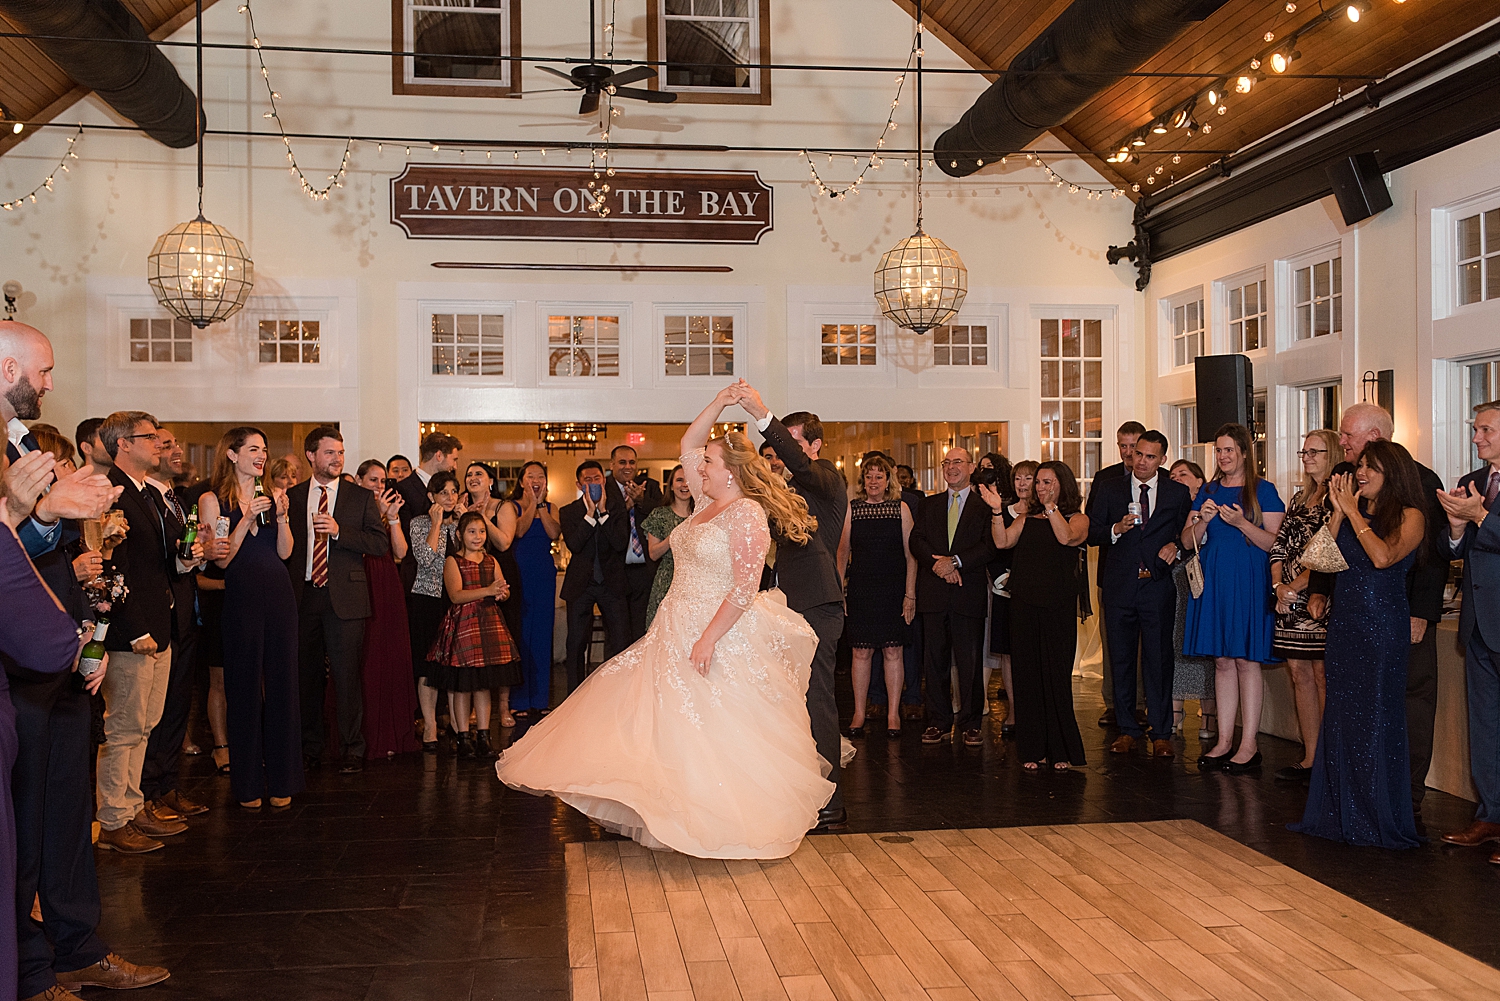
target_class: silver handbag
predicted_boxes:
[1185,530,1206,599]
[1299,524,1349,574]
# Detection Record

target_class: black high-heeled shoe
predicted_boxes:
[847,725,866,738]
[1198,750,1232,770]
[456,732,476,759]
[475,729,498,761]
[1224,752,1263,774]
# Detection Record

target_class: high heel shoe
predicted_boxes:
[475,729,498,761]
[456,731,476,759]
[847,724,866,738]
[886,721,901,738]
[1224,752,1263,774]
[1199,712,1217,740]
[212,744,230,775]
[1197,750,1232,770]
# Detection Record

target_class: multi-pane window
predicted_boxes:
[932,324,988,366]
[1171,296,1204,369]
[397,0,518,96]
[431,313,503,376]
[1253,389,1269,476]
[547,315,619,378]
[1040,318,1104,483]
[820,323,877,367]
[258,320,320,364]
[653,0,765,99]
[1292,256,1342,341]
[1299,382,1342,438]
[1457,208,1500,306]
[1467,357,1500,469]
[129,318,192,363]
[1170,403,1210,472]
[664,315,733,377]
[1227,278,1266,352]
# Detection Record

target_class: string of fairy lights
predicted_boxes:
[799,33,917,200]
[0,126,81,212]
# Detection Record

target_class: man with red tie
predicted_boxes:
[285,427,389,775]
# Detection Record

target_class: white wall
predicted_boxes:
[0,0,1138,463]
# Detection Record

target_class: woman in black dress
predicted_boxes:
[837,455,916,737]
[988,461,1089,770]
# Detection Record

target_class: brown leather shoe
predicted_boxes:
[54,953,169,990]
[963,729,983,746]
[1110,735,1138,755]
[95,825,162,854]
[1151,739,1174,759]
[160,789,209,817]
[921,726,949,744]
[131,809,186,838]
[142,799,183,824]
[1442,820,1500,847]
[22,985,84,1001]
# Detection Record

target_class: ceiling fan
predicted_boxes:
[534,0,679,116]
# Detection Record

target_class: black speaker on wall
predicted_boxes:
[1194,354,1254,443]
[1325,151,1393,226]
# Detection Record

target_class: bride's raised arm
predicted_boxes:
[680,384,742,456]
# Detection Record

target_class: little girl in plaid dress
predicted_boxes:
[429,512,522,761]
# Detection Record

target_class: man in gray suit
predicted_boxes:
[1439,399,1500,864]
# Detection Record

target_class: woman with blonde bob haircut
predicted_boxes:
[499,386,835,859]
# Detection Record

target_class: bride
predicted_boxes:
[495,386,836,859]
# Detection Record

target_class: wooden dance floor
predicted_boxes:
[565,820,1500,1001]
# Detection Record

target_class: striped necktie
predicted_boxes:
[312,487,330,587]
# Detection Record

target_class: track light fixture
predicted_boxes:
[1206,82,1224,106]
[1235,75,1255,94]
[1170,99,1196,129]
[1346,1,1369,21]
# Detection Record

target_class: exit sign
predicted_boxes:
[625,433,646,446]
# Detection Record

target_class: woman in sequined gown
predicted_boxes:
[1291,442,1426,850]
[498,387,834,859]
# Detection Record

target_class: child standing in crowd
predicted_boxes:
[429,511,522,760]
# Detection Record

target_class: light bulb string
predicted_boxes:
[800,29,918,201]
[0,125,82,212]
[239,1,353,201]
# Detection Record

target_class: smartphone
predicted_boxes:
[587,483,603,503]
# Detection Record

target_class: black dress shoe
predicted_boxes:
[887,728,901,739]
[809,807,848,834]
[1197,750,1232,770]
[338,755,364,775]
[1275,764,1312,782]
[422,740,438,754]
[847,725,866,738]
[1224,752,1263,775]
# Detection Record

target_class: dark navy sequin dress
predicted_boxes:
[1291,514,1420,849]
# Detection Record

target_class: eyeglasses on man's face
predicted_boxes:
[123,432,161,445]
[1296,448,1329,458]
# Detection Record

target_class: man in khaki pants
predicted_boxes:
[96,412,198,853]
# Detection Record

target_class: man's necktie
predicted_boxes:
[948,491,961,547]
[1139,482,1151,524]
[1486,470,1499,511]
[628,507,643,561]
[312,487,330,587]
[164,487,186,525]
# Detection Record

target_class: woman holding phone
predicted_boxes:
[497,461,561,718]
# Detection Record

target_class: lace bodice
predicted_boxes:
[670,448,769,611]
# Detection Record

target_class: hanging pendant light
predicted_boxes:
[147,0,254,328]
[875,0,966,335]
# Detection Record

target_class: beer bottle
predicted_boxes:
[79,618,108,678]
[178,503,200,561]
[255,476,272,527]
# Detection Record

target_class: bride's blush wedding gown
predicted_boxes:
[495,449,835,859]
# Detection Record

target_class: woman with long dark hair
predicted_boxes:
[992,461,1089,770]
[1168,459,1216,740]
[353,459,418,757]
[1181,424,1285,774]
[408,471,463,750]
[199,427,301,809]
[1292,441,1426,849]
[496,461,561,717]
[464,461,525,723]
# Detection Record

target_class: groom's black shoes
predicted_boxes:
[809,806,848,834]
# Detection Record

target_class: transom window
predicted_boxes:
[1040,318,1104,483]
[1299,382,1342,437]
[648,0,770,105]
[431,313,504,376]
[395,0,520,98]
[664,315,733,377]
[1293,255,1342,340]
[1227,278,1266,352]
[1457,208,1500,306]
[820,323,877,367]
[548,315,619,378]
[129,318,192,363]
[1171,296,1204,369]
[932,324,988,366]
[258,320,320,364]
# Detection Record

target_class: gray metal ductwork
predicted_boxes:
[0,0,201,148]
[935,0,1230,177]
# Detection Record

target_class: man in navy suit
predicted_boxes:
[1087,430,1191,757]
[1439,400,1500,863]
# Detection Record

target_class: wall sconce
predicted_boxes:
[1360,369,1394,414]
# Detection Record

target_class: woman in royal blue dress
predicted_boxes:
[1182,424,1285,774]
[1291,441,1426,849]
[496,461,560,718]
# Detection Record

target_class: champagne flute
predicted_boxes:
[81,517,105,553]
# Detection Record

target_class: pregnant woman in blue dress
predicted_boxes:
[1292,441,1426,849]
[200,427,303,810]
[1182,424,1285,774]
[497,461,561,718]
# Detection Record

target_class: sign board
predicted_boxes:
[389,165,773,244]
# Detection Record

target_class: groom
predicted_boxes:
[734,381,849,832]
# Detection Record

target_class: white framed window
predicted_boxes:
[1226,276,1267,352]
[546,313,620,378]
[1292,254,1342,341]
[1465,356,1500,468]
[1040,317,1104,483]
[1456,206,1500,307]
[128,317,193,364]
[1164,289,1204,370]
[1298,382,1342,437]
[648,0,770,105]
[257,320,321,365]
[663,313,734,377]
[1168,403,1210,473]
[820,322,878,367]
[932,324,988,367]
[395,0,520,98]
[430,312,504,376]
[1253,389,1269,477]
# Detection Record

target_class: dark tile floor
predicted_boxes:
[93,673,1499,1000]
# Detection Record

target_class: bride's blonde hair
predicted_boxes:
[712,431,817,545]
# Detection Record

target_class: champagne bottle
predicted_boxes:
[79,618,108,677]
[177,503,200,561]
[254,476,272,527]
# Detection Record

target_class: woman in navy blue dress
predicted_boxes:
[200,427,303,810]
[1182,424,1285,773]
[497,461,560,718]
[1292,441,1426,849]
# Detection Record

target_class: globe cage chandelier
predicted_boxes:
[873,0,967,335]
[147,0,254,328]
